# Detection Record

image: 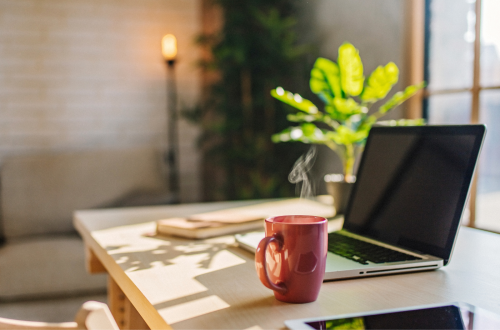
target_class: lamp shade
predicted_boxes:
[162,34,177,60]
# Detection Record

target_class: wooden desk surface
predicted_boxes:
[74,200,500,330]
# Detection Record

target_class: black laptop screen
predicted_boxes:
[343,125,485,264]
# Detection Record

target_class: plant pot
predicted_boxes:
[324,174,355,215]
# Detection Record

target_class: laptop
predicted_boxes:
[235,125,486,280]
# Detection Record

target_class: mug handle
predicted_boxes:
[255,235,287,295]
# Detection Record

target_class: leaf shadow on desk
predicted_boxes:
[156,254,295,330]
[104,235,232,273]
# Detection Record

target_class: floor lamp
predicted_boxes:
[162,34,180,203]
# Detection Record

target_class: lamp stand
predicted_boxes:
[166,59,180,203]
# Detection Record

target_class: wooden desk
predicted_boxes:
[74,200,500,330]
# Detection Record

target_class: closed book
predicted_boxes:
[156,217,264,239]
[155,198,334,239]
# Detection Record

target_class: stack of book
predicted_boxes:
[156,198,335,239]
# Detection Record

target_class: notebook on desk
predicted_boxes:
[235,125,486,280]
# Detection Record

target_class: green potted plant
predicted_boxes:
[271,42,425,212]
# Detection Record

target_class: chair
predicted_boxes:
[0,147,167,301]
[0,301,119,330]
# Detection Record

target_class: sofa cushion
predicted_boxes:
[1,148,165,239]
[0,235,107,300]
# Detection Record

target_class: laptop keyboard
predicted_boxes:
[328,232,422,265]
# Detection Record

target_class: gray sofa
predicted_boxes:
[0,148,168,301]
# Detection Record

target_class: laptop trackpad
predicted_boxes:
[325,252,367,272]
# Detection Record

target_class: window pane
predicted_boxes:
[476,90,500,232]
[427,93,472,124]
[427,0,474,90]
[480,0,500,87]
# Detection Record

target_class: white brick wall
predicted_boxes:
[0,0,202,202]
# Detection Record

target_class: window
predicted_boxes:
[423,0,500,232]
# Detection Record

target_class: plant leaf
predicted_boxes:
[333,98,362,115]
[338,43,364,96]
[357,115,378,134]
[378,82,425,114]
[309,57,342,103]
[361,62,399,102]
[286,112,316,122]
[271,88,318,114]
[323,98,363,122]
[271,124,324,144]
[376,118,426,126]
[272,127,292,143]
[325,126,368,145]
[301,122,317,137]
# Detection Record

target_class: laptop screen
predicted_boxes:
[343,125,485,265]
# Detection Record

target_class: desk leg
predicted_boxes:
[85,245,107,274]
[108,276,150,330]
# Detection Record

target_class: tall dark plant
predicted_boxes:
[196,0,308,200]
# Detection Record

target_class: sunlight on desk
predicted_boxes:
[93,221,246,308]
[128,266,208,304]
[243,326,263,330]
[158,295,230,325]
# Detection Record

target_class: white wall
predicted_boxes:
[310,1,406,81]
[0,0,202,202]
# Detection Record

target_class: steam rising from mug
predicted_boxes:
[288,146,317,199]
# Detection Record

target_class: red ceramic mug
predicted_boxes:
[255,215,328,303]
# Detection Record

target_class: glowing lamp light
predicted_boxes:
[162,34,177,61]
